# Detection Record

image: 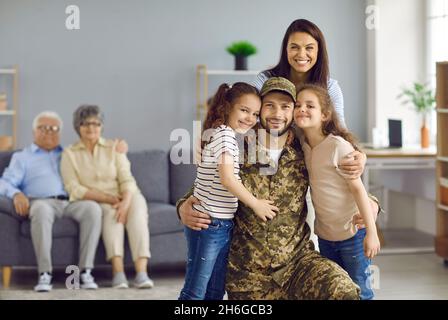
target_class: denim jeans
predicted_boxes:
[318,228,374,300]
[179,218,234,300]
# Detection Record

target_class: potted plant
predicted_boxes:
[397,82,436,148]
[226,41,257,71]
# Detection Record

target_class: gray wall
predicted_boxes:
[0,0,367,150]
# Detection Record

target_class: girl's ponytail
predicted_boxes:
[203,83,231,132]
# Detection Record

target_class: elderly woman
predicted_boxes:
[61,105,153,289]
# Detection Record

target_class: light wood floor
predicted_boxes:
[1,253,447,300]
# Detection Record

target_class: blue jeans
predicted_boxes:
[179,218,234,300]
[318,228,374,300]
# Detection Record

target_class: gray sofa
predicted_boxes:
[0,148,196,288]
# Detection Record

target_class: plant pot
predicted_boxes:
[420,123,430,149]
[234,55,248,71]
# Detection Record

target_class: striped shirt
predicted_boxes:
[253,71,346,127]
[193,125,240,219]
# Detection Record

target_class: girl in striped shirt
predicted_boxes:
[179,82,279,300]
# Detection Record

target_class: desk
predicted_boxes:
[363,146,436,193]
[362,146,436,227]
[362,146,437,253]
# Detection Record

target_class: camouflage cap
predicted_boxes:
[260,77,296,102]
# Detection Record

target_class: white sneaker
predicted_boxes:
[80,270,98,290]
[34,272,52,292]
[134,272,154,289]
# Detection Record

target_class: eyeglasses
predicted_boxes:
[81,121,102,128]
[38,125,60,134]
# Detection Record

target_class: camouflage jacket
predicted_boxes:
[176,130,312,292]
[226,130,312,293]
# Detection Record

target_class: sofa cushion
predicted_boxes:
[128,150,170,203]
[149,202,184,236]
[18,201,183,238]
[20,217,79,238]
[169,148,197,205]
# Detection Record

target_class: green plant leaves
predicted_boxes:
[226,41,257,57]
[397,82,435,114]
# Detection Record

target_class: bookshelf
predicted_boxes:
[195,65,260,121]
[0,66,18,150]
[435,61,448,264]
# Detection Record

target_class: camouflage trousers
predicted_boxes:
[227,249,360,300]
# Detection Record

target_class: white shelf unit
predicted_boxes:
[0,66,18,150]
[195,64,260,121]
[0,110,16,116]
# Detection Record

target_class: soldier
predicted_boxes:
[178,77,379,300]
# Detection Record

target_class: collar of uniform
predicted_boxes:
[244,129,298,169]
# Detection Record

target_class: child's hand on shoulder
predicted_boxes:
[252,199,279,222]
[363,231,381,259]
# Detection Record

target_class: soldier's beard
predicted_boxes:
[259,118,293,137]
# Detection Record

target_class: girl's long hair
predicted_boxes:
[202,82,259,148]
[297,84,357,147]
[267,19,329,88]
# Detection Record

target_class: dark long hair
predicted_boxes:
[297,84,357,147]
[267,19,329,88]
[202,82,259,148]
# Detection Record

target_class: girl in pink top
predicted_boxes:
[294,84,380,300]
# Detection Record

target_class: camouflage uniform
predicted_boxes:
[177,130,360,300]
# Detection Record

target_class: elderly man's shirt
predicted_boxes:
[60,138,138,201]
[0,144,66,198]
[226,133,311,292]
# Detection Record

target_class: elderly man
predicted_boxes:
[178,78,380,300]
[0,111,102,292]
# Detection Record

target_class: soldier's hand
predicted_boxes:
[252,199,279,222]
[338,150,366,180]
[179,196,211,231]
[13,192,30,216]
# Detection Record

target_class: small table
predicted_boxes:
[362,146,437,253]
[362,145,436,227]
[362,146,437,193]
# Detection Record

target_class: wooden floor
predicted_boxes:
[1,253,447,300]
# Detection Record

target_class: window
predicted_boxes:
[427,0,448,80]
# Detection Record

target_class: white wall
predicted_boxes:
[367,0,436,235]
[0,0,368,150]
[369,0,429,146]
